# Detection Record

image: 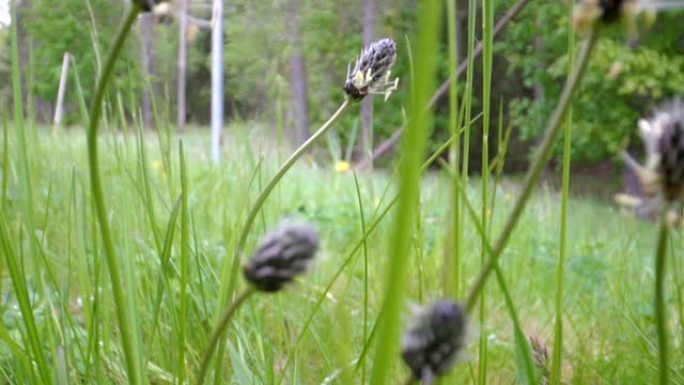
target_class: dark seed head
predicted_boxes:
[133,0,167,12]
[243,223,319,293]
[598,0,626,22]
[574,0,640,29]
[401,301,468,383]
[655,100,684,202]
[344,38,398,101]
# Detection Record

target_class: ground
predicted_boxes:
[0,127,681,384]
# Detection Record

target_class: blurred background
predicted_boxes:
[0,0,683,195]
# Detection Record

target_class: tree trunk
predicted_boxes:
[360,0,375,166]
[17,0,30,119]
[177,0,188,132]
[139,13,157,129]
[288,0,310,146]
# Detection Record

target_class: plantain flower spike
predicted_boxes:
[133,0,169,13]
[621,98,684,220]
[641,99,684,203]
[401,300,469,384]
[344,38,399,102]
[574,0,647,33]
[243,222,319,293]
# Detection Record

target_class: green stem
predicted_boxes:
[196,287,256,385]
[401,375,416,385]
[478,0,493,381]
[224,99,351,299]
[655,214,669,385]
[464,28,599,312]
[445,0,461,297]
[551,3,575,383]
[86,4,144,385]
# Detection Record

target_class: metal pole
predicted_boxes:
[210,0,224,163]
[177,0,188,132]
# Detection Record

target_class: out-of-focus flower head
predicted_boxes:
[243,222,320,292]
[401,300,469,384]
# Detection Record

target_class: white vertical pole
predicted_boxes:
[53,51,70,135]
[210,0,224,164]
[177,0,188,132]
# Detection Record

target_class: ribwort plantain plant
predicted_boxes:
[223,37,399,307]
[622,99,684,385]
[400,300,469,385]
[204,37,398,384]
[195,222,320,384]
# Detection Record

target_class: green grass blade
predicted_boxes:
[137,124,163,253]
[446,167,539,385]
[551,3,575,383]
[654,218,670,385]
[85,5,146,384]
[2,114,8,210]
[0,214,52,384]
[353,171,370,384]
[478,0,494,381]
[464,29,599,312]
[149,196,182,345]
[445,0,462,299]
[179,141,190,384]
[10,0,42,295]
[369,1,442,383]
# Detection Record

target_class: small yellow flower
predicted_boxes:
[152,160,163,173]
[334,161,351,173]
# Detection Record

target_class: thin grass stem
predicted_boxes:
[179,141,190,384]
[464,28,599,312]
[85,4,145,384]
[551,3,575,383]
[654,215,670,385]
[196,287,256,385]
[352,171,370,384]
[478,0,494,381]
[224,99,350,302]
[445,0,461,297]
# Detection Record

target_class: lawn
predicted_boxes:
[0,127,681,384]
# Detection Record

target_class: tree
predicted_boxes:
[288,0,310,145]
[501,4,684,163]
[138,12,157,128]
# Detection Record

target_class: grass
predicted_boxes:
[3,2,682,383]
[0,126,681,384]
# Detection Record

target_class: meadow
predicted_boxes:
[0,125,682,384]
[2,0,684,384]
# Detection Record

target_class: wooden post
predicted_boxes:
[52,52,70,135]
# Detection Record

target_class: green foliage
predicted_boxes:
[503,6,684,163]
[24,1,128,103]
